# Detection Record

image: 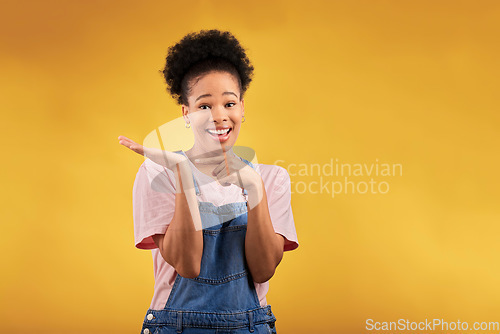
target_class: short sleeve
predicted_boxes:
[132,159,176,250]
[266,166,299,252]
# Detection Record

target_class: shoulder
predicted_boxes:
[255,163,289,179]
[134,158,176,194]
[141,157,171,175]
[254,163,290,192]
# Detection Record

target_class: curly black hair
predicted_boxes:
[161,29,254,105]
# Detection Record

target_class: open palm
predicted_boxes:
[118,135,187,170]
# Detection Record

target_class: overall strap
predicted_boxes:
[173,150,201,196]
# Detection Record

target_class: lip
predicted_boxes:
[205,126,232,143]
[206,126,231,130]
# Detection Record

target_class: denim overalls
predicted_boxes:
[140,151,277,334]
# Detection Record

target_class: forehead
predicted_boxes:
[188,71,240,98]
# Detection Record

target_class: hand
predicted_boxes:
[195,151,262,191]
[117,135,187,171]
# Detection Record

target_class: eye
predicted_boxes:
[226,102,236,108]
[199,105,210,110]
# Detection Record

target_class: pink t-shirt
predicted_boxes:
[132,157,299,310]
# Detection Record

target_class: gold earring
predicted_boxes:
[185,122,191,128]
[242,115,246,123]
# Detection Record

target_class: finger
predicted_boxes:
[119,139,143,155]
[217,173,245,188]
[194,157,225,165]
[118,137,138,149]
[118,137,131,146]
[129,144,144,155]
[216,174,234,187]
[212,160,229,177]
[119,139,133,148]
[223,151,231,176]
[118,136,136,146]
[120,140,136,150]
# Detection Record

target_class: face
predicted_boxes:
[182,71,244,153]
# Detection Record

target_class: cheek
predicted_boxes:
[190,110,212,127]
[231,112,243,126]
[231,122,242,138]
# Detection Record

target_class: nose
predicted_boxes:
[210,105,228,124]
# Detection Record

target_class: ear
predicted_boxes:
[241,99,245,117]
[181,104,190,123]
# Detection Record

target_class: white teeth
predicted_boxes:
[208,128,230,135]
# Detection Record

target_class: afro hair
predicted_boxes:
[161,29,254,105]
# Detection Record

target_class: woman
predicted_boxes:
[118,29,299,334]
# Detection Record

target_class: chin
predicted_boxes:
[221,142,234,152]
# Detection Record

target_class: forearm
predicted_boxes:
[245,179,283,283]
[162,161,203,278]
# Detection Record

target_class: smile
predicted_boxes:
[207,128,231,135]
[205,127,232,142]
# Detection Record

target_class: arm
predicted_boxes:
[245,178,285,283]
[118,135,204,278]
[153,161,203,278]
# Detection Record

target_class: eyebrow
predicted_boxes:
[195,91,239,102]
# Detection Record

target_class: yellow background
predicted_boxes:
[1,0,499,333]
